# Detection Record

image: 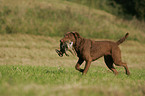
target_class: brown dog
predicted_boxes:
[58,32,130,75]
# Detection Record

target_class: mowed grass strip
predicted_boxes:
[0,65,145,96]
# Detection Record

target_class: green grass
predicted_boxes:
[0,65,145,96]
[0,34,145,96]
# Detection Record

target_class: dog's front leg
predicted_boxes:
[83,60,91,75]
[75,58,84,72]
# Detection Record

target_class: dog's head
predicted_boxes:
[57,32,81,57]
[60,32,81,45]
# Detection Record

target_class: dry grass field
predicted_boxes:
[0,0,145,42]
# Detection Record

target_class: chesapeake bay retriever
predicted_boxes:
[56,32,130,75]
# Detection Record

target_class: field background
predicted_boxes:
[0,0,145,96]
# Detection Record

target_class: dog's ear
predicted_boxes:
[72,32,81,39]
[64,32,70,37]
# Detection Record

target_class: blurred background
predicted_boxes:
[0,0,145,42]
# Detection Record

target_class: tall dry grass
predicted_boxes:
[0,0,145,42]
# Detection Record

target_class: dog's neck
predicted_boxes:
[73,37,84,54]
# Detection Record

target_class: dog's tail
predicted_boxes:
[116,33,129,45]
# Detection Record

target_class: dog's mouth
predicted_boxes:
[56,40,76,57]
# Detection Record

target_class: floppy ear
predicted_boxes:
[72,32,81,39]
[64,32,70,37]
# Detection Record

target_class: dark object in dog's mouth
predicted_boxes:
[55,49,63,57]
[55,40,76,57]
[55,41,68,57]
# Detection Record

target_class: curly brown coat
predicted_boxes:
[58,32,130,75]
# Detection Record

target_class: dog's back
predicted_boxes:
[90,33,129,60]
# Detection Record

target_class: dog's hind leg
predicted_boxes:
[104,55,118,75]
[112,47,130,75]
